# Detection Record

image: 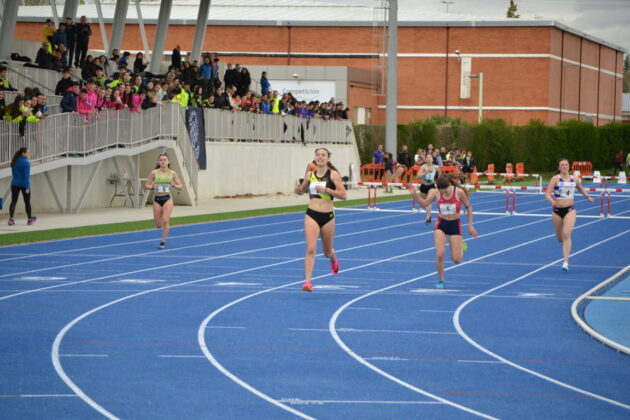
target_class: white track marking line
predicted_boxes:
[329,212,630,416]
[49,211,541,418]
[196,218,548,420]
[453,229,630,411]
[2,196,541,299]
[0,211,410,280]
[0,213,430,300]
[279,398,442,405]
[48,216,539,419]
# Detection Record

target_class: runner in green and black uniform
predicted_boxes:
[145,154,183,249]
[295,148,347,292]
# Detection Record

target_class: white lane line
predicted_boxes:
[206,326,246,329]
[457,360,505,364]
[0,208,395,263]
[325,202,626,418]
[0,394,79,398]
[0,213,428,301]
[419,309,454,313]
[49,209,544,419]
[60,354,109,357]
[159,355,206,358]
[197,218,549,420]
[278,398,442,405]
[0,210,410,281]
[453,229,630,411]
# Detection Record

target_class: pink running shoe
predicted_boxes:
[27,216,37,226]
[331,259,340,274]
[301,281,313,292]
[8,219,15,226]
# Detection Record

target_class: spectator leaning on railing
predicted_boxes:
[0,67,17,91]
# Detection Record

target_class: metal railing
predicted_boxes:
[204,108,354,145]
[6,62,61,95]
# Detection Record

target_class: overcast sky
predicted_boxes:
[312,0,630,54]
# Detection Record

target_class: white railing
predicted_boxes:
[6,62,61,95]
[204,108,354,145]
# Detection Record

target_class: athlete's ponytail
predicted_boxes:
[447,170,469,196]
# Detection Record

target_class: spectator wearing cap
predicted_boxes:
[60,83,79,113]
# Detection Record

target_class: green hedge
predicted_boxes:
[354,117,630,172]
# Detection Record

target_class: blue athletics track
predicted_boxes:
[0,184,629,419]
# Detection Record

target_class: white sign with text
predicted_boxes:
[269,80,336,102]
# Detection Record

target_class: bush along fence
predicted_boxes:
[354,117,630,173]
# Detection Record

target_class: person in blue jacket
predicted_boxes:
[8,147,36,226]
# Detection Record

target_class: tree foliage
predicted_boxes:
[506,0,520,18]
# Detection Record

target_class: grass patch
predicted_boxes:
[0,193,411,247]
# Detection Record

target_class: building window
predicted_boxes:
[355,107,372,124]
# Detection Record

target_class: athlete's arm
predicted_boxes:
[406,184,437,207]
[575,179,595,203]
[459,189,478,237]
[545,175,558,206]
[170,171,183,191]
[295,172,311,195]
[324,170,347,200]
[144,170,156,190]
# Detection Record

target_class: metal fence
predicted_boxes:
[204,108,354,145]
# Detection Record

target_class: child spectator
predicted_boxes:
[76,87,94,120]
[60,83,79,113]
[0,67,17,91]
[106,89,124,110]
[92,67,107,86]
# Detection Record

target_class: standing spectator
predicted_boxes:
[627,151,630,173]
[74,16,92,68]
[212,55,220,88]
[172,45,182,69]
[260,71,270,95]
[81,55,96,81]
[0,66,17,91]
[42,19,55,47]
[462,150,475,184]
[0,91,5,117]
[372,144,384,164]
[394,144,412,183]
[239,67,251,96]
[65,17,77,69]
[118,51,131,69]
[8,147,36,226]
[60,83,79,113]
[199,56,213,96]
[52,23,67,50]
[614,150,624,176]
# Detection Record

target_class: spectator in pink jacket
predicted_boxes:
[129,92,142,112]
[76,87,94,120]
[106,89,124,110]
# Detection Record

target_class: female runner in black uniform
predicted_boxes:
[295,148,347,292]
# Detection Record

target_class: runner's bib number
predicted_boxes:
[309,181,326,195]
[155,184,170,194]
[439,203,457,215]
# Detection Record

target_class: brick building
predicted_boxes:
[15,1,626,126]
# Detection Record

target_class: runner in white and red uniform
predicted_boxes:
[407,176,478,288]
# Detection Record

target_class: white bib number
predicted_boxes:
[560,186,574,198]
[309,181,326,195]
[439,203,457,215]
[155,184,170,194]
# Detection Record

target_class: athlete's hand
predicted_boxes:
[468,226,478,238]
[315,185,326,193]
[587,196,595,203]
[294,184,304,195]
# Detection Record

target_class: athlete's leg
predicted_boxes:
[551,212,563,242]
[561,210,577,264]
[421,192,431,222]
[320,217,338,266]
[304,215,321,283]
[449,234,463,264]
[160,199,175,243]
[434,229,447,282]
[152,201,163,228]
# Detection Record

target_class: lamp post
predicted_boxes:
[441,1,454,14]
[468,73,484,123]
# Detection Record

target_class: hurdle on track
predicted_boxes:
[358,181,630,217]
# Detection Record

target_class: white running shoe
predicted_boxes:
[561,262,569,272]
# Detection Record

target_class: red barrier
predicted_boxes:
[571,161,592,176]
[360,164,385,182]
